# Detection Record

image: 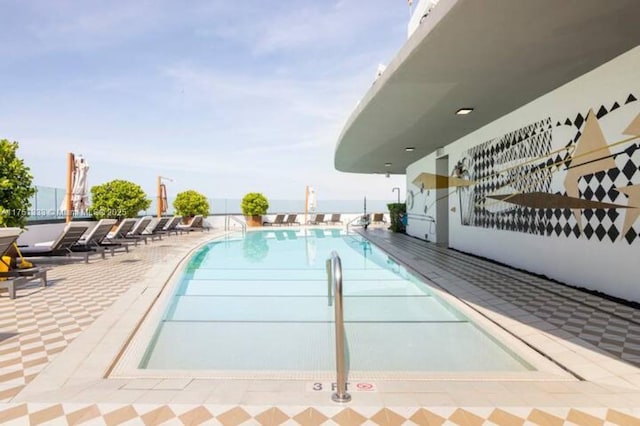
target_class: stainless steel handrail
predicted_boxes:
[326,251,351,403]
[225,215,246,235]
[346,214,369,234]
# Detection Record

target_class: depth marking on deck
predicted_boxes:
[306,381,377,392]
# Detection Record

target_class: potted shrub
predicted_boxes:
[90,180,151,220]
[173,190,210,223]
[387,202,407,233]
[241,192,269,227]
[0,140,36,228]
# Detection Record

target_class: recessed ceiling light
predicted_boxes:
[456,108,474,115]
[384,163,392,167]
[405,147,415,152]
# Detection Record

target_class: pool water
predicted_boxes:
[141,229,531,372]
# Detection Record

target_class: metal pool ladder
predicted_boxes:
[224,215,246,235]
[326,251,351,403]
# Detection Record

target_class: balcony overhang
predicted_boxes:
[334,0,640,174]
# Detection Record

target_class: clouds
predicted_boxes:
[1,0,408,200]
[163,63,367,126]
[190,1,395,54]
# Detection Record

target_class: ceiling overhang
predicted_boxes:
[334,0,640,174]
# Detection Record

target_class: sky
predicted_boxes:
[0,0,409,201]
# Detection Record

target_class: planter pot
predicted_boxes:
[245,215,263,227]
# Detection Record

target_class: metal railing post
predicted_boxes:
[326,258,333,307]
[228,216,247,235]
[327,251,351,403]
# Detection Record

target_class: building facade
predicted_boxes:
[335,0,640,302]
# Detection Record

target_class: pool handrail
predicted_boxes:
[326,251,351,403]
[224,215,246,235]
[346,214,369,234]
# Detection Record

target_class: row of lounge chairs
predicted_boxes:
[263,213,346,227]
[306,213,343,225]
[0,215,206,299]
[262,214,301,226]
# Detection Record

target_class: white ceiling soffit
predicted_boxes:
[334,0,640,174]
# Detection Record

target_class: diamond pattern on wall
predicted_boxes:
[464,118,553,235]
[462,93,640,244]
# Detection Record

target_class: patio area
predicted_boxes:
[0,227,639,425]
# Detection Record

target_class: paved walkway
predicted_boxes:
[0,227,639,424]
[357,229,640,371]
[0,231,215,403]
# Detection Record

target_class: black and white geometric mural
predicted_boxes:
[458,93,640,244]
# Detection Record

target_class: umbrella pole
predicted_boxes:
[65,153,75,223]
[157,176,162,219]
[157,176,173,218]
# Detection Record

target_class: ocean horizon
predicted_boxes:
[26,185,398,221]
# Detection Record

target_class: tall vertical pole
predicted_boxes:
[65,153,75,223]
[304,185,309,225]
[157,176,162,219]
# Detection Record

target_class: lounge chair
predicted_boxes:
[125,216,153,244]
[307,213,325,225]
[18,222,90,262]
[143,217,170,241]
[263,214,285,227]
[0,228,47,299]
[177,214,206,232]
[163,216,184,235]
[105,218,139,246]
[284,214,300,226]
[75,219,129,258]
[327,213,343,224]
[372,213,387,224]
[107,218,137,239]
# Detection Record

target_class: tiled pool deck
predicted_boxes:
[1,227,640,425]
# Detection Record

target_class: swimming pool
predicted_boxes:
[138,229,533,374]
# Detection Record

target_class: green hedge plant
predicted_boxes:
[387,202,407,233]
[90,180,151,220]
[241,192,269,216]
[0,140,36,228]
[173,190,210,218]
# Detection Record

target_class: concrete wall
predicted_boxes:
[406,46,640,302]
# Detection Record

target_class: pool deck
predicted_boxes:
[1,226,640,424]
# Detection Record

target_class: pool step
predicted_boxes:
[144,322,529,372]
[167,295,464,322]
[189,268,404,281]
[180,279,429,297]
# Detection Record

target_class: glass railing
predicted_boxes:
[26,186,396,222]
[26,186,91,222]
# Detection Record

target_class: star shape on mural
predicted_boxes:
[616,184,640,240]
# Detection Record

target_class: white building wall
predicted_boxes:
[406,46,640,302]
